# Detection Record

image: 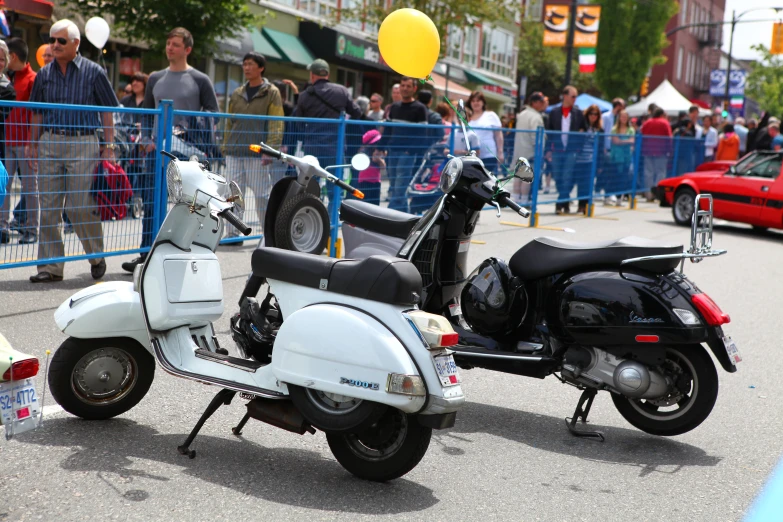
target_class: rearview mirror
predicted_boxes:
[351,153,371,171]
[513,157,534,183]
[228,180,244,211]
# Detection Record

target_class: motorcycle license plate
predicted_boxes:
[433,354,461,387]
[0,379,41,437]
[723,336,742,365]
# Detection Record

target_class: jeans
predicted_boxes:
[388,151,415,212]
[551,151,577,205]
[643,156,667,192]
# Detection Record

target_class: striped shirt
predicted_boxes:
[29,54,119,132]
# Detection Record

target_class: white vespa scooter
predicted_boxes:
[50,152,465,481]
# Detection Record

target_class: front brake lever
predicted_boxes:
[491,201,502,218]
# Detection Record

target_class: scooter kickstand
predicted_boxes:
[232,413,251,436]
[564,389,605,442]
[178,388,237,458]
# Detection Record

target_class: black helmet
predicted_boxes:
[460,258,526,335]
[230,296,279,362]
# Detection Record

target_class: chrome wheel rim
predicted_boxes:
[305,388,363,415]
[627,348,697,421]
[345,409,408,460]
[674,193,694,223]
[290,206,323,252]
[71,348,137,405]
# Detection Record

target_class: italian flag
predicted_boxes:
[579,48,596,73]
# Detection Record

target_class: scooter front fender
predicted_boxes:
[54,281,150,353]
[272,303,427,414]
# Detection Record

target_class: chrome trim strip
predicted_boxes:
[194,350,260,372]
[69,288,117,308]
[620,250,727,265]
[453,351,544,361]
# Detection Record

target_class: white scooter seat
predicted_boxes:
[340,200,420,240]
[252,248,422,306]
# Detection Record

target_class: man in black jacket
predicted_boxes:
[417,90,444,147]
[293,58,362,169]
[545,85,587,214]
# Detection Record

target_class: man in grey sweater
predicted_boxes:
[123,27,219,273]
[512,92,547,202]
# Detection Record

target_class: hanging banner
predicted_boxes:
[709,69,747,97]
[772,23,783,54]
[574,5,601,48]
[543,4,601,47]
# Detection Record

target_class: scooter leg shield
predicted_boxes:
[55,281,151,353]
[271,304,426,413]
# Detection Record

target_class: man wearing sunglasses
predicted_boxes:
[27,19,120,283]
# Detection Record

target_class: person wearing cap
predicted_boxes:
[512,91,547,203]
[349,129,385,205]
[293,58,362,169]
[222,51,285,244]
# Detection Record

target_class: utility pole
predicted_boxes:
[563,0,578,85]
[724,10,735,108]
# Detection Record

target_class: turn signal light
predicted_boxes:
[386,373,426,396]
[249,144,262,154]
[691,293,730,326]
[2,358,40,381]
[352,189,365,200]
[406,311,459,349]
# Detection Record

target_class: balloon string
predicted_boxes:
[420,75,511,182]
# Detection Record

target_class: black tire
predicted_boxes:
[672,187,696,226]
[327,410,432,482]
[752,225,768,233]
[274,193,329,254]
[288,384,387,434]
[48,337,155,420]
[611,345,718,436]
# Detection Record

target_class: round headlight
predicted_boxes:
[166,161,183,201]
[440,158,463,194]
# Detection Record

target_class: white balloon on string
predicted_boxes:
[85,17,110,49]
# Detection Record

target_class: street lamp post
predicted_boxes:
[724,7,783,109]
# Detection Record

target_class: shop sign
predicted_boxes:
[119,57,141,76]
[483,84,518,99]
[336,33,389,69]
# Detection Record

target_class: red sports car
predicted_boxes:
[657,151,783,230]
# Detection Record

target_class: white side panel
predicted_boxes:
[164,259,223,303]
[272,304,425,413]
[54,282,150,351]
[341,224,404,259]
[143,244,224,331]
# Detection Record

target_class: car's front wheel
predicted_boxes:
[672,187,696,226]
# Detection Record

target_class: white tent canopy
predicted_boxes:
[626,80,711,118]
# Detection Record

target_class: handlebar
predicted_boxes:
[219,208,252,236]
[497,193,531,219]
[249,142,364,199]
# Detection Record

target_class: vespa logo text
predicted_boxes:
[340,377,380,391]
[629,312,664,324]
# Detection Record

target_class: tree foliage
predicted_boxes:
[64,0,260,60]
[339,0,516,51]
[594,0,678,100]
[746,44,783,118]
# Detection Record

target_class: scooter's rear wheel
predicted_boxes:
[610,344,718,436]
[288,384,387,433]
[49,337,155,420]
[327,409,432,482]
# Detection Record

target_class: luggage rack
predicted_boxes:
[621,194,727,273]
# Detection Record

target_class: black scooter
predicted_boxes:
[339,117,739,440]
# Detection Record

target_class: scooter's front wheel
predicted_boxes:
[49,337,155,420]
[610,344,718,436]
[327,409,432,482]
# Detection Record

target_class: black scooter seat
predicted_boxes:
[509,236,683,280]
[252,247,422,306]
[340,200,420,240]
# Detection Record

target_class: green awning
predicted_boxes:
[250,29,282,60]
[262,27,315,67]
[464,69,502,87]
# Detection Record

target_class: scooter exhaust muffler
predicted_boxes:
[245,397,316,435]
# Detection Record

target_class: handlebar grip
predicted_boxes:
[498,193,531,219]
[333,178,364,200]
[219,209,252,236]
[249,143,282,160]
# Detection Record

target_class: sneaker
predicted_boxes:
[18,232,37,244]
[91,259,106,280]
[122,256,146,273]
[605,195,618,206]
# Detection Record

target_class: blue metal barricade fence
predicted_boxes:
[0,99,708,269]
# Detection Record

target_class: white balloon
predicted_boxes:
[85,17,110,49]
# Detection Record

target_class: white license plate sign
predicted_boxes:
[433,354,461,387]
[0,378,41,438]
[723,336,741,364]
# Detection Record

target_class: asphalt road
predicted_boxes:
[1,201,781,522]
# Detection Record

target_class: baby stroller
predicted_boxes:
[407,142,449,214]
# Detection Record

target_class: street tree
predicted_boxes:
[64,0,260,59]
[594,0,678,100]
[746,44,783,118]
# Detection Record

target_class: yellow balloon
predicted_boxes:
[378,9,440,79]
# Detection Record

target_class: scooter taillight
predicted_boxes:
[2,358,40,381]
[691,293,730,326]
